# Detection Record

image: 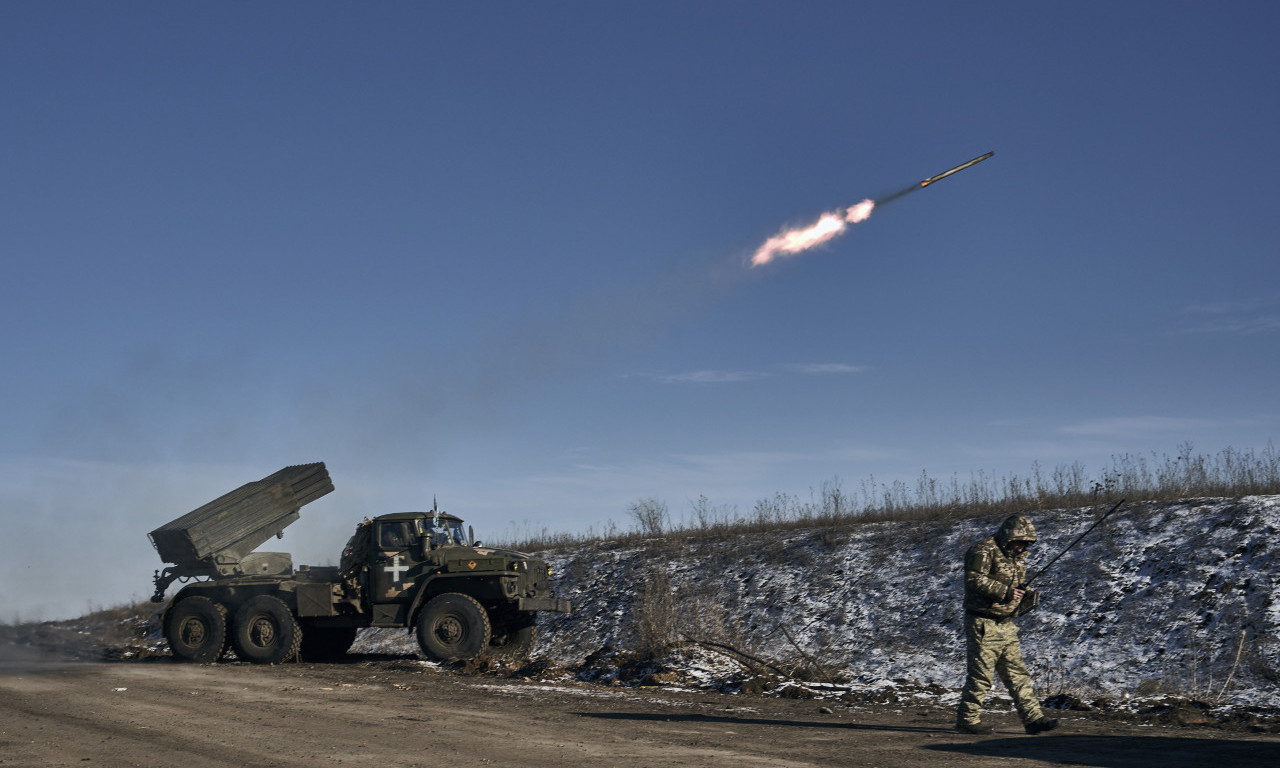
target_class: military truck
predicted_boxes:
[148,463,570,664]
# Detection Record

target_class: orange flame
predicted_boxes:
[750,199,875,267]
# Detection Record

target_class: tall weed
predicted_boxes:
[495,444,1280,552]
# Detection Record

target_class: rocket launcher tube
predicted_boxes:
[148,463,334,600]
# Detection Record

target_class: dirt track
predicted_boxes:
[2,654,1277,767]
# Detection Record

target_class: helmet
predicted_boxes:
[995,514,1037,548]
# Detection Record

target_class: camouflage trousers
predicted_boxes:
[956,614,1044,725]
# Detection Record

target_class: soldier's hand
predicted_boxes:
[1010,587,1026,604]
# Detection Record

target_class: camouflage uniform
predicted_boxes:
[956,514,1046,728]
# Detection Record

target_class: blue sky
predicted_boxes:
[3,2,1278,618]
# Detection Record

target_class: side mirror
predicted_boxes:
[468,525,475,546]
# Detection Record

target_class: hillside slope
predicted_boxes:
[519,496,1277,706]
[355,497,1277,707]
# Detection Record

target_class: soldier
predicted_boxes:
[956,514,1060,735]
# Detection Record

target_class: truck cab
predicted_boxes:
[337,511,568,659]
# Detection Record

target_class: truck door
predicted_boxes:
[372,520,422,602]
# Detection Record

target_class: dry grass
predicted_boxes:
[0,601,162,660]
[495,443,1280,552]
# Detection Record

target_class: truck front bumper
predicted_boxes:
[517,596,572,613]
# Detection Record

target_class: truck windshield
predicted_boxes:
[425,518,469,547]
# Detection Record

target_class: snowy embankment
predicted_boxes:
[362,496,1280,707]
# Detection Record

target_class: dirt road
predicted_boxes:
[2,654,1277,767]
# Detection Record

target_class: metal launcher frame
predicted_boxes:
[148,463,334,601]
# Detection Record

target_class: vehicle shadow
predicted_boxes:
[924,734,1280,767]
[580,711,1280,765]
[577,711,947,734]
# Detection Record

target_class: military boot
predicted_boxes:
[1024,717,1059,735]
[955,721,995,735]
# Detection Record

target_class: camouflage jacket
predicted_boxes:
[963,515,1037,619]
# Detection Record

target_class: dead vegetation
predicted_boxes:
[0,601,163,661]
[494,444,1280,552]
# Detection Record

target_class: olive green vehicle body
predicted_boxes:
[150,464,569,664]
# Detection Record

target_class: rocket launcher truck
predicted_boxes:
[149,463,570,664]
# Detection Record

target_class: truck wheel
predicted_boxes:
[165,596,227,663]
[416,593,491,661]
[299,626,358,661]
[232,595,301,664]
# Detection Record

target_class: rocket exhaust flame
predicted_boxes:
[750,151,993,267]
[750,200,874,267]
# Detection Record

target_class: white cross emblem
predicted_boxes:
[383,555,410,582]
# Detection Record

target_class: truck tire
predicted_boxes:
[165,596,227,663]
[416,593,491,661]
[299,625,358,662]
[232,595,301,664]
